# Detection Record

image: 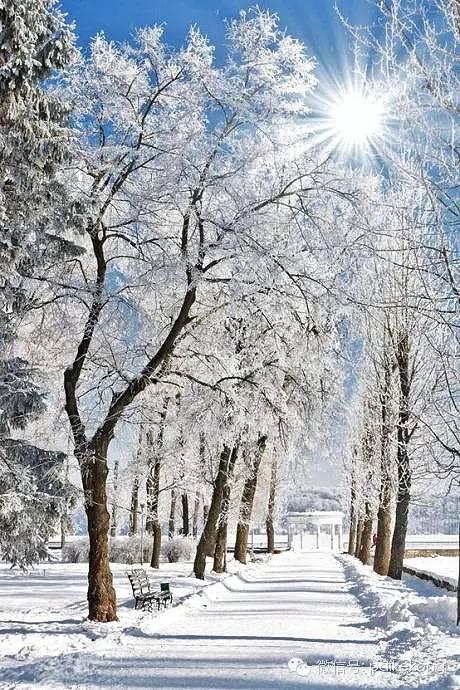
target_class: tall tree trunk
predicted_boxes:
[150,520,162,569]
[374,342,395,576]
[192,490,200,538]
[388,443,411,579]
[129,474,140,536]
[194,445,237,579]
[265,456,277,553]
[110,458,119,537]
[234,434,267,564]
[168,489,177,539]
[197,433,215,555]
[181,493,190,536]
[388,331,411,580]
[213,446,238,573]
[84,438,117,622]
[358,504,373,565]
[205,526,217,556]
[148,434,162,569]
[348,511,358,556]
[374,487,393,575]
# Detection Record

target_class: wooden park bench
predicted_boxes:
[126,569,173,612]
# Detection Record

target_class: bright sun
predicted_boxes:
[328,89,384,150]
[305,80,389,159]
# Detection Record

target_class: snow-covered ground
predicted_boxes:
[404,555,458,588]
[340,554,459,688]
[0,551,459,689]
[0,558,225,616]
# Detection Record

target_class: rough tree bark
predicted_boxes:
[234,434,268,564]
[194,445,238,579]
[388,331,412,580]
[265,455,277,553]
[83,437,117,622]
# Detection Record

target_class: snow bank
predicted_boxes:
[338,555,460,689]
[404,556,458,589]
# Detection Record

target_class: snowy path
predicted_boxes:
[132,551,393,690]
[1,551,398,690]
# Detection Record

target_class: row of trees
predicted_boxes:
[0,0,457,623]
[345,0,459,578]
[347,178,457,579]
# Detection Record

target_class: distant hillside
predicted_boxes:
[409,495,459,535]
[286,489,343,513]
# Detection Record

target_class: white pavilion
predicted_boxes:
[285,510,345,551]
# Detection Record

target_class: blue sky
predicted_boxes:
[62,0,379,81]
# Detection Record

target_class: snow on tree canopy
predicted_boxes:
[0,440,76,568]
[0,0,80,569]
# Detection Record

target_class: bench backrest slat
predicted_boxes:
[127,569,153,596]
[127,569,171,600]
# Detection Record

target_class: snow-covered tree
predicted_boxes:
[0,0,79,566]
[0,441,76,567]
[345,0,459,462]
[343,170,459,578]
[47,7,380,620]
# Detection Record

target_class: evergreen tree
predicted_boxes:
[0,0,79,566]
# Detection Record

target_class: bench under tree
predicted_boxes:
[126,569,173,612]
